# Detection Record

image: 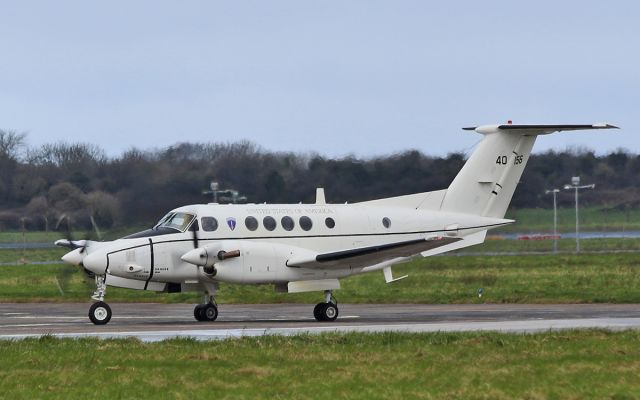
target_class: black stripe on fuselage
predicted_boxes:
[144,238,155,290]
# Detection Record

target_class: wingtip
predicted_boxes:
[462,127,477,131]
[593,122,620,129]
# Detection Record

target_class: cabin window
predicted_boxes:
[382,217,391,229]
[281,216,295,231]
[325,217,336,229]
[299,216,313,231]
[201,217,218,232]
[245,216,259,231]
[263,216,277,231]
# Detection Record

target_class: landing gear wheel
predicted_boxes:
[193,304,205,321]
[313,302,339,322]
[194,304,218,322]
[89,301,112,325]
[201,304,218,321]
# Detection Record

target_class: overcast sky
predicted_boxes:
[0,1,637,158]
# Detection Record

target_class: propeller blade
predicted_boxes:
[191,221,199,248]
[55,239,87,250]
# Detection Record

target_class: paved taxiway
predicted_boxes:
[1,303,639,342]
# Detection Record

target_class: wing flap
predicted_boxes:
[287,236,461,269]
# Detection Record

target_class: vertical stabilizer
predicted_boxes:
[440,123,617,218]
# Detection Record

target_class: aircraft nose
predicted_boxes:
[61,248,84,265]
[82,251,108,274]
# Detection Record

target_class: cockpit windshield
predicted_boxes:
[153,212,196,232]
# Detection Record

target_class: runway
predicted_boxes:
[1,303,639,342]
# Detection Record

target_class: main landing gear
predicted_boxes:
[193,283,219,322]
[88,275,112,325]
[194,293,218,322]
[313,290,339,322]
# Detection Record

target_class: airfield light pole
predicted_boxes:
[563,177,595,253]
[545,189,560,253]
[210,182,219,203]
[203,181,220,203]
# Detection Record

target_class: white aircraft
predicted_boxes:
[57,123,617,325]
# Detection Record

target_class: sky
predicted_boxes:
[0,1,638,158]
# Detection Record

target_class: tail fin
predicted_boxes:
[440,123,618,218]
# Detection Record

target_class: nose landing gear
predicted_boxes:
[313,290,339,322]
[88,275,112,325]
[89,301,112,325]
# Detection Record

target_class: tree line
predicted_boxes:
[0,129,638,231]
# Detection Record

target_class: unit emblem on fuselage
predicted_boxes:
[226,217,237,231]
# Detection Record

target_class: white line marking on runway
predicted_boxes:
[2,317,640,342]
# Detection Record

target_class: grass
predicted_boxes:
[1,247,640,304]
[465,237,640,253]
[0,226,144,243]
[0,330,639,399]
[0,247,66,264]
[501,207,640,233]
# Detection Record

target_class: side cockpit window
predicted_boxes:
[123,211,197,239]
[154,212,196,232]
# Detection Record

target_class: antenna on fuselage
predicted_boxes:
[315,188,326,205]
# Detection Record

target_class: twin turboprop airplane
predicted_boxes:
[57,122,617,325]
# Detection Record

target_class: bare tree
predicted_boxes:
[0,129,27,160]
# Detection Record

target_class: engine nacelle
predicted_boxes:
[182,240,318,283]
[181,242,237,268]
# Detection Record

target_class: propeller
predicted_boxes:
[191,219,199,249]
[54,214,98,295]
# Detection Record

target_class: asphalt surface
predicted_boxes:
[1,303,640,341]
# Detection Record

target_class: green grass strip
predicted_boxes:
[0,330,639,399]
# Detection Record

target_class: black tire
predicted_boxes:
[313,303,326,322]
[88,301,112,325]
[193,305,205,321]
[201,303,218,322]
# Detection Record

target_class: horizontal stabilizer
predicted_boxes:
[463,123,618,135]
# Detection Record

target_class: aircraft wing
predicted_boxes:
[286,236,461,269]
